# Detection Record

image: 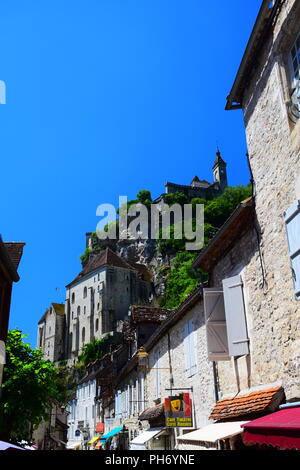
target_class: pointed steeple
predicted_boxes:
[212,149,227,192]
[212,148,226,170]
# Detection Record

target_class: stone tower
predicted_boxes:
[212,149,228,192]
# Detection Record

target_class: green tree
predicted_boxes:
[137,190,152,205]
[159,251,202,309]
[204,185,252,228]
[0,329,64,442]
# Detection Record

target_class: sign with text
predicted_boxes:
[164,393,193,428]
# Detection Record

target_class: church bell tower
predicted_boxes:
[212,149,228,193]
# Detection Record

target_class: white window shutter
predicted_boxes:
[155,350,161,398]
[184,323,191,375]
[284,201,300,299]
[203,288,229,361]
[222,275,249,357]
[186,319,197,377]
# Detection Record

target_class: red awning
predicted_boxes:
[242,407,300,450]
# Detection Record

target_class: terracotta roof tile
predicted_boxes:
[210,386,285,421]
[139,404,164,421]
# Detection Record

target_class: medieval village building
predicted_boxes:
[35,0,300,451]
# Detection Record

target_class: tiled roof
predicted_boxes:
[130,305,173,323]
[209,386,285,421]
[4,242,25,269]
[193,197,254,272]
[66,247,139,287]
[139,404,164,421]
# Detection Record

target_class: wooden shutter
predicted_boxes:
[204,288,229,361]
[284,201,300,299]
[184,320,197,377]
[222,275,249,357]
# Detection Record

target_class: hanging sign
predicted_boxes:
[164,392,193,428]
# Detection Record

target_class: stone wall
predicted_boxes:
[215,0,300,401]
[145,301,216,438]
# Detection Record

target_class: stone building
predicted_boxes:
[223,0,300,402]
[138,288,216,451]
[88,306,172,450]
[64,247,153,361]
[0,238,25,390]
[189,0,300,449]
[66,367,98,450]
[37,303,65,363]
[164,151,228,199]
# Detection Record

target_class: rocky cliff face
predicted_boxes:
[87,235,175,301]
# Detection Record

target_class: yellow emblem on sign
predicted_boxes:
[170,399,181,412]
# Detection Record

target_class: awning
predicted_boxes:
[88,436,100,445]
[130,428,164,451]
[100,427,123,442]
[130,428,163,446]
[177,421,248,444]
[242,407,300,450]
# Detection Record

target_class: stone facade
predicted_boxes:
[64,247,153,361]
[37,303,65,363]
[236,0,300,402]
[66,376,98,450]
[142,291,216,450]
[197,0,300,403]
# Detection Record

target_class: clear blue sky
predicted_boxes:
[0,0,262,347]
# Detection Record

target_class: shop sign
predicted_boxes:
[164,393,193,428]
[96,423,104,433]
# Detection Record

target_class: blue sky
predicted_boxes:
[0,0,262,346]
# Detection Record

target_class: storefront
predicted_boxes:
[176,421,248,450]
[130,428,171,450]
[100,426,124,450]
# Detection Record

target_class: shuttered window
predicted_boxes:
[222,275,249,357]
[115,390,122,419]
[204,278,249,360]
[155,350,161,398]
[204,288,229,361]
[184,319,198,377]
[284,201,300,299]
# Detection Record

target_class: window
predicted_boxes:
[77,306,80,317]
[203,274,249,361]
[284,201,300,299]
[95,319,99,332]
[71,292,75,304]
[82,327,85,344]
[288,32,300,123]
[154,350,161,398]
[83,286,87,298]
[184,319,197,377]
[115,390,122,419]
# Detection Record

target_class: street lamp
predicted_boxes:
[136,347,172,372]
